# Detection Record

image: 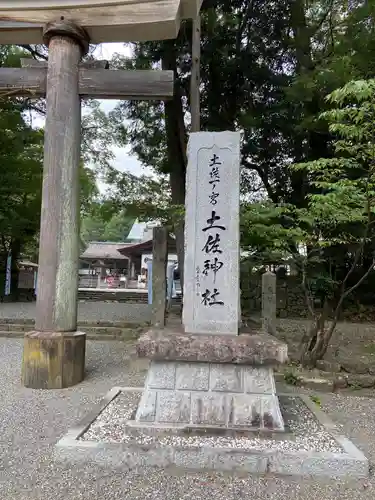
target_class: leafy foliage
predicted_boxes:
[103,169,186,229]
[101,1,375,287]
[242,77,375,364]
[108,1,375,203]
[0,47,45,260]
[0,47,110,271]
[81,206,134,243]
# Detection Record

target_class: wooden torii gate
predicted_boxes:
[0,0,201,389]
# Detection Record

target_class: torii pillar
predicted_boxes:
[22,22,90,389]
[12,20,174,389]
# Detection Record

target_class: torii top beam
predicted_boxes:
[0,0,202,44]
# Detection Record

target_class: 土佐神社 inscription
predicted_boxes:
[183,131,241,335]
[199,157,228,308]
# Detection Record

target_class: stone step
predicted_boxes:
[0,318,34,325]
[0,323,30,332]
[78,297,148,303]
[0,328,141,341]
[77,290,148,303]
[0,319,149,327]
[0,323,146,335]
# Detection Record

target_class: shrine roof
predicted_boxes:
[18,260,38,269]
[80,242,131,261]
[118,235,177,257]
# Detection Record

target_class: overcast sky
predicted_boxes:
[92,43,151,187]
[33,42,153,193]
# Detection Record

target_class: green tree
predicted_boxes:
[242,78,375,366]
[104,170,172,221]
[0,46,111,297]
[81,204,135,243]
[79,163,99,216]
[107,0,375,284]
[80,214,106,243]
[0,47,45,296]
[102,211,134,241]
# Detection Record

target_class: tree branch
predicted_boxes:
[243,160,279,203]
[339,180,372,294]
[341,259,375,302]
[301,260,315,318]
[309,0,334,37]
[236,0,254,56]
[18,44,48,61]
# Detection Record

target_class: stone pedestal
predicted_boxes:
[22,331,86,389]
[134,328,287,432]
[134,361,284,431]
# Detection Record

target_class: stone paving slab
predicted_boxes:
[0,301,153,323]
[55,387,369,478]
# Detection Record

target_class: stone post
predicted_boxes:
[22,21,89,389]
[131,262,136,279]
[152,227,168,327]
[262,270,277,335]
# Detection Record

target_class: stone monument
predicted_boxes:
[262,270,277,335]
[136,132,287,432]
[183,132,240,335]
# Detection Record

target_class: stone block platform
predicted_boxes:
[134,329,287,432]
[133,362,284,431]
[55,387,369,478]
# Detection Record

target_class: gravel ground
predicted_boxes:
[0,301,152,323]
[320,393,375,464]
[82,393,342,454]
[1,337,375,500]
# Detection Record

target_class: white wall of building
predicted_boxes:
[141,253,178,270]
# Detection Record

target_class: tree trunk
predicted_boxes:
[289,0,331,208]
[299,299,331,367]
[162,41,187,291]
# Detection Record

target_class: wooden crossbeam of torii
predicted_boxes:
[0,0,202,43]
[0,58,173,100]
